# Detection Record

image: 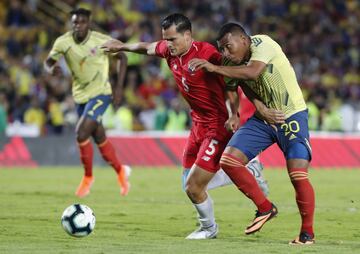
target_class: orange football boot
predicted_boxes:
[117,165,131,196]
[75,176,94,198]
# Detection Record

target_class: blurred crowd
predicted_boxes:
[0,0,359,136]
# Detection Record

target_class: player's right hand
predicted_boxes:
[225,114,240,132]
[101,39,124,53]
[259,108,286,124]
[188,58,216,72]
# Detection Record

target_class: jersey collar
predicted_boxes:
[72,30,92,45]
[179,40,196,58]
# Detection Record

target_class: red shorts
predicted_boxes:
[182,121,233,173]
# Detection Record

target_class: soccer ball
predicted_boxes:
[61,204,96,237]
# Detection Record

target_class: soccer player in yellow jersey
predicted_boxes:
[189,23,315,245]
[44,8,130,198]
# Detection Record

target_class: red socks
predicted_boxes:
[78,139,93,177]
[78,138,123,176]
[288,168,315,236]
[220,153,271,213]
[97,139,122,174]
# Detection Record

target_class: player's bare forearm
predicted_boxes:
[225,90,239,117]
[213,60,266,80]
[112,52,128,108]
[242,85,265,112]
[241,84,267,114]
[241,84,285,124]
[102,39,157,56]
[117,42,153,55]
[225,90,240,132]
[188,59,266,80]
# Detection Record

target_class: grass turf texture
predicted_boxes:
[0,167,359,254]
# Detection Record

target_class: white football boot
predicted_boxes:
[186,223,218,240]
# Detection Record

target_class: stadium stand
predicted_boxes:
[0,0,359,136]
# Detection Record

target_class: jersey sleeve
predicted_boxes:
[201,43,222,65]
[100,34,112,41]
[48,37,64,61]
[249,37,276,64]
[223,57,239,91]
[97,34,113,56]
[155,40,169,58]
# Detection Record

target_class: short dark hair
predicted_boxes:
[161,13,191,33]
[216,22,248,41]
[70,8,91,18]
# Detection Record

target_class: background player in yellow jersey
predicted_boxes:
[44,8,130,198]
[189,23,315,245]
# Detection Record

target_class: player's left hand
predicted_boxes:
[101,39,124,53]
[188,58,216,72]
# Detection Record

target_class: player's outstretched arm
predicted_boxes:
[101,39,158,56]
[111,52,128,108]
[44,57,62,76]
[241,84,285,124]
[188,59,266,81]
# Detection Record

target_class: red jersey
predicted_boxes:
[238,87,256,125]
[155,40,228,124]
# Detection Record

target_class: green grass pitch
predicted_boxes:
[0,167,359,254]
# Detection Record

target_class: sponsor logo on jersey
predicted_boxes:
[289,134,297,140]
[201,156,210,161]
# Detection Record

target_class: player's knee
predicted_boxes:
[184,181,196,196]
[220,153,246,172]
[93,134,106,145]
[92,128,106,145]
[76,129,90,143]
[184,180,203,202]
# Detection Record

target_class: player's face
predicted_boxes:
[71,14,90,40]
[162,25,192,56]
[218,33,249,64]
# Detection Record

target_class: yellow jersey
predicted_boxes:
[226,34,307,118]
[48,31,112,103]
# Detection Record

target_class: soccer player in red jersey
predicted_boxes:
[102,13,272,239]
[44,8,130,198]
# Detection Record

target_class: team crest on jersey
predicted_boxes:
[90,47,97,56]
[173,64,177,70]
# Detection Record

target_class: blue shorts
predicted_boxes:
[227,110,312,161]
[76,94,111,123]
